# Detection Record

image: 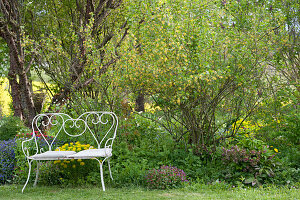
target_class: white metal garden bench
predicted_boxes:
[21,111,118,193]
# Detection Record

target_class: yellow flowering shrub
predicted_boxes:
[230,118,264,137]
[53,141,95,166]
[53,141,96,184]
[55,141,94,152]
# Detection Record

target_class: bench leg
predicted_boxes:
[94,158,105,191]
[22,159,33,193]
[107,158,113,180]
[33,161,40,187]
[100,162,105,191]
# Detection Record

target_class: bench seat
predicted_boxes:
[67,148,112,159]
[28,148,112,160]
[28,151,76,160]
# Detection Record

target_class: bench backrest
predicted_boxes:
[26,111,118,153]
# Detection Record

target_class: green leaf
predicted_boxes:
[244,177,255,184]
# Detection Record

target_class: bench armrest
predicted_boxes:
[22,136,39,158]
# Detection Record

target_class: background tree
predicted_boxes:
[28,0,129,114]
[0,0,37,126]
[117,0,291,153]
[0,39,8,78]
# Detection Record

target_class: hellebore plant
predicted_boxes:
[145,165,188,189]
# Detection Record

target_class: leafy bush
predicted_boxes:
[0,115,26,140]
[219,135,280,186]
[145,165,188,189]
[109,113,202,187]
[262,112,300,169]
[271,165,300,186]
[0,139,16,184]
[38,161,62,186]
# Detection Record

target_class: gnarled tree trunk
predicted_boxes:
[0,0,36,126]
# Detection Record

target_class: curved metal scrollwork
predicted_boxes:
[83,112,118,149]
[22,111,118,158]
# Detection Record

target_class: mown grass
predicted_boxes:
[0,185,299,200]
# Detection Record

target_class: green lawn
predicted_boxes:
[0,185,299,200]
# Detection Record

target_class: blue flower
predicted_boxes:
[0,139,16,184]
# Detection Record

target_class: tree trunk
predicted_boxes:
[7,54,23,119]
[6,40,36,126]
[0,0,36,126]
[135,92,145,112]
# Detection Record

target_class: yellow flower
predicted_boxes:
[63,164,68,168]
[77,159,82,162]
[72,165,76,168]
[274,148,278,153]
[71,159,74,162]
[80,162,85,166]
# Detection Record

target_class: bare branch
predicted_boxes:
[98,32,114,48]
[95,0,108,17]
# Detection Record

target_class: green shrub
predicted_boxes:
[256,100,299,169]
[218,135,283,186]
[0,115,27,140]
[38,161,62,186]
[108,113,202,187]
[271,166,300,186]
[265,112,300,168]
